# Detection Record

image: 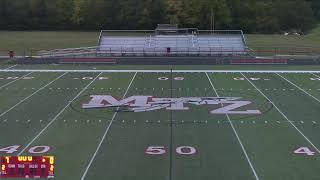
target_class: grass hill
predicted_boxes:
[0,25,319,55]
[247,24,320,49]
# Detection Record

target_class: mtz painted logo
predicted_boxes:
[82,95,261,115]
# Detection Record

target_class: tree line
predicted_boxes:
[0,0,319,33]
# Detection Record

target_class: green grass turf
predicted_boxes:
[210,73,320,179]
[0,31,99,55]
[246,25,320,49]
[0,25,319,55]
[7,64,320,71]
[0,70,320,179]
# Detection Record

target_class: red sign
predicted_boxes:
[0,156,54,178]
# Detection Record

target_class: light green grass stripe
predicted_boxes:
[0,72,33,89]
[0,72,67,118]
[206,72,260,180]
[241,73,320,154]
[277,73,320,104]
[80,72,138,180]
[17,72,103,155]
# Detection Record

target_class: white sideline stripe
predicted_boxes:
[18,72,103,155]
[0,72,33,89]
[4,65,17,70]
[277,73,320,104]
[241,73,320,153]
[0,69,320,73]
[205,72,260,180]
[80,72,137,180]
[0,72,67,118]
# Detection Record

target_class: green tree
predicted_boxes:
[4,0,32,30]
[275,0,316,32]
[0,0,8,28]
[198,0,232,29]
[165,0,231,29]
[71,0,86,26]
[50,0,75,29]
[309,0,320,20]
[0,0,318,32]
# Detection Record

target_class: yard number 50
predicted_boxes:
[145,146,197,156]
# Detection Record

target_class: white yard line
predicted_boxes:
[80,72,137,180]
[205,72,260,180]
[0,72,68,118]
[311,73,320,79]
[1,69,320,73]
[241,72,320,153]
[18,72,103,155]
[276,73,320,104]
[4,64,17,70]
[0,72,33,89]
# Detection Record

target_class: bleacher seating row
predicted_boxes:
[98,34,247,56]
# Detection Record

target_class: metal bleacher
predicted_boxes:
[36,25,247,58]
[97,25,248,57]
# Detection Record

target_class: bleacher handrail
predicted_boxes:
[39,46,98,57]
[240,30,247,46]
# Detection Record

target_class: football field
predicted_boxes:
[0,65,320,180]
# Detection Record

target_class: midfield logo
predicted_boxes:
[82,95,261,115]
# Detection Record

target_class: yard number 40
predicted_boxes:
[294,147,316,156]
[0,145,51,154]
